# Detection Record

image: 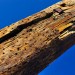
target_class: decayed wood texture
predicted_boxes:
[0,1,75,75]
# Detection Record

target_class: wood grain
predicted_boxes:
[0,1,75,75]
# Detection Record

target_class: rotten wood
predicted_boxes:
[0,1,75,75]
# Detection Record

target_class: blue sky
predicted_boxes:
[0,0,75,75]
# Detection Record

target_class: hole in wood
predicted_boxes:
[60,3,66,7]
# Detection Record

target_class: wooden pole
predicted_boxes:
[0,1,75,75]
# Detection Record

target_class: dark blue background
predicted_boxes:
[0,0,75,75]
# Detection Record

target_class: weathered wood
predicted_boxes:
[0,1,75,75]
[63,0,75,5]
